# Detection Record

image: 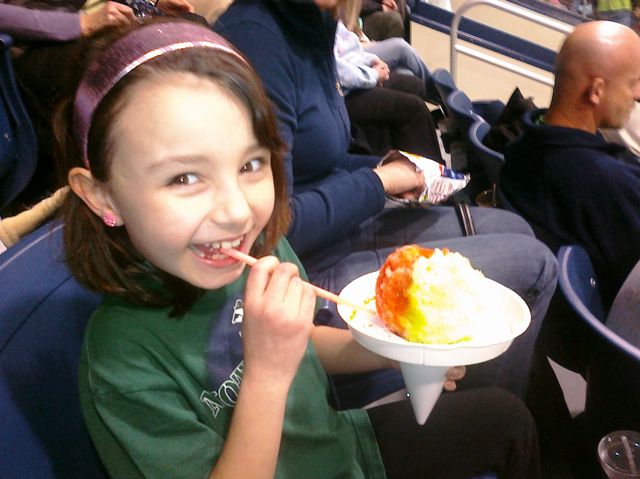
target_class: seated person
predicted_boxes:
[214,0,557,405]
[341,8,434,100]
[62,20,541,479]
[334,19,442,159]
[499,20,640,310]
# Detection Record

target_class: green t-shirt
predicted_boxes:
[79,238,385,478]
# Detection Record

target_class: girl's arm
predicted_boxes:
[310,325,393,375]
[209,257,316,478]
[311,325,466,390]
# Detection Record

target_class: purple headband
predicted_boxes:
[73,22,245,168]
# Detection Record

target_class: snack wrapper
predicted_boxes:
[382,151,470,206]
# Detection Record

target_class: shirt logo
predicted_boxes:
[231,298,243,336]
[200,361,244,417]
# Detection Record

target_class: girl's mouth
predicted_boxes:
[190,237,243,260]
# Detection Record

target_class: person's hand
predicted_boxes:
[381,0,399,11]
[443,366,466,391]
[371,58,390,85]
[241,256,316,386]
[373,151,424,200]
[79,2,136,37]
[156,0,195,16]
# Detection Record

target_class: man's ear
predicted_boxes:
[589,77,606,105]
[68,167,123,226]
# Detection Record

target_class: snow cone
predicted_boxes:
[375,245,494,344]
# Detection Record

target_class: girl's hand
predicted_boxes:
[373,151,424,199]
[443,366,466,392]
[241,256,316,387]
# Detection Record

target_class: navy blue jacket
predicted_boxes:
[214,0,384,271]
[499,109,640,307]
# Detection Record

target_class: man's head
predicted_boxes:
[549,21,640,131]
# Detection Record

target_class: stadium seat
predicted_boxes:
[0,221,106,478]
[468,118,504,187]
[467,117,505,205]
[431,68,504,125]
[557,245,640,452]
[0,33,38,210]
[430,68,458,110]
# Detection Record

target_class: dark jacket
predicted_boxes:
[214,0,384,271]
[499,108,640,307]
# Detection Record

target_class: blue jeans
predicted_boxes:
[597,9,633,26]
[308,206,558,406]
[363,38,441,103]
[363,37,431,85]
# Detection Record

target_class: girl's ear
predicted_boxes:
[68,167,123,226]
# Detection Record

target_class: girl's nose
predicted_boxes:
[209,183,252,227]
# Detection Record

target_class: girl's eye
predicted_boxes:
[240,158,264,173]
[170,173,199,186]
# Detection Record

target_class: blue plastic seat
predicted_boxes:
[446,89,483,141]
[0,221,106,477]
[557,245,640,447]
[468,117,505,199]
[430,68,458,109]
[0,33,38,210]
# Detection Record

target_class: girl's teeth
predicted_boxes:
[201,238,242,250]
[193,237,243,259]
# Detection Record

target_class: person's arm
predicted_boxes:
[335,54,379,90]
[311,325,391,374]
[210,257,316,478]
[0,3,136,42]
[335,21,379,90]
[0,4,82,42]
[311,325,466,390]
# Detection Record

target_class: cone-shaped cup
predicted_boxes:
[400,362,448,425]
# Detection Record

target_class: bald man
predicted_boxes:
[499,21,640,309]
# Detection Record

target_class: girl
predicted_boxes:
[58,20,540,478]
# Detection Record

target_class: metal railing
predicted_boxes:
[450,0,573,85]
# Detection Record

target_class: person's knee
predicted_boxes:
[479,387,538,443]
[472,207,535,236]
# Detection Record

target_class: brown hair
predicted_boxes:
[54,20,289,316]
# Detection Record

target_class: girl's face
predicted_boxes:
[104,74,275,290]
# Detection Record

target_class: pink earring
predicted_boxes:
[102,213,119,227]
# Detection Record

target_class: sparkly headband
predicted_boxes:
[73,22,246,168]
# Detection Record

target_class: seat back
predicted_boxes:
[430,68,457,109]
[0,222,106,478]
[446,89,482,139]
[0,33,38,210]
[557,245,640,444]
[468,118,505,186]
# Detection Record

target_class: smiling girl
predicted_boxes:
[56,20,540,479]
